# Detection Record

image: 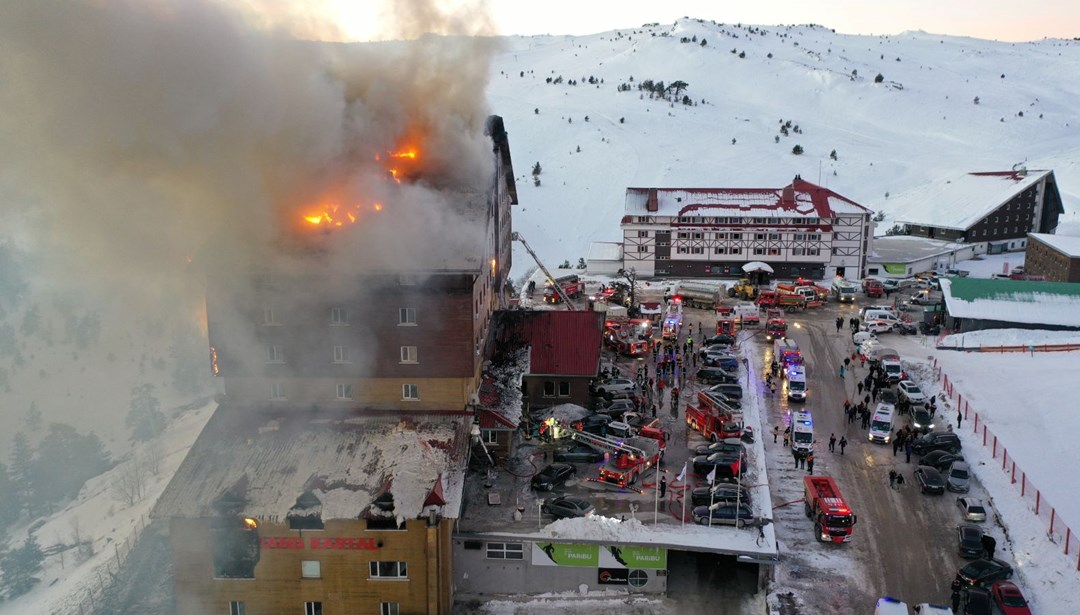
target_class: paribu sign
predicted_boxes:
[531,543,666,569]
[261,537,380,551]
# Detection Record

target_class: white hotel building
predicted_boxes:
[619,176,873,281]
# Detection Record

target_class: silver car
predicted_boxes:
[946,461,971,493]
[957,497,987,522]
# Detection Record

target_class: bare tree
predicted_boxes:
[70,518,93,560]
[111,456,146,506]
[145,442,163,477]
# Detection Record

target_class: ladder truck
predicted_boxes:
[512,232,576,310]
[568,427,662,487]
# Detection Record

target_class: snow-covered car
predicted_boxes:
[957,497,988,523]
[691,503,753,526]
[541,495,594,519]
[898,381,928,406]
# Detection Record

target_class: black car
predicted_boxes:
[951,558,1014,591]
[692,452,743,479]
[914,465,946,494]
[541,495,594,519]
[553,444,604,464]
[879,389,899,405]
[957,524,985,559]
[911,407,935,433]
[703,334,736,347]
[692,503,753,526]
[956,586,993,615]
[690,484,751,508]
[692,438,745,457]
[913,431,962,455]
[708,383,743,399]
[920,450,965,472]
[697,367,739,385]
[530,463,576,491]
[573,414,612,436]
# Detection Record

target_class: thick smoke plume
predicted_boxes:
[0,0,500,290]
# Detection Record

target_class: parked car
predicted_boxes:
[573,414,612,436]
[956,586,993,615]
[860,320,893,334]
[541,495,594,519]
[920,450,964,472]
[911,407,935,433]
[898,381,928,406]
[591,378,636,396]
[946,461,972,493]
[691,503,753,526]
[553,444,604,464]
[707,383,743,399]
[703,388,743,407]
[593,399,635,419]
[702,355,739,371]
[696,367,739,384]
[990,580,1032,615]
[530,463,576,491]
[914,466,946,494]
[703,334,736,346]
[957,497,988,523]
[690,484,751,507]
[957,524,985,559]
[912,431,962,455]
[692,452,744,479]
[879,388,899,406]
[692,438,745,457]
[913,604,954,615]
[952,558,1013,591]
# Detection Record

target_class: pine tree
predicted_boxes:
[874,73,885,83]
[126,383,164,442]
[0,463,19,524]
[9,432,34,511]
[1,535,44,598]
[792,145,804,155]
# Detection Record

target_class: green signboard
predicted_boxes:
[531,543,667,569]
[532,543,599,567]
[883,263,908,275]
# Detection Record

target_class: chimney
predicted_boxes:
[646,188,659,212]
[781,184,795,206]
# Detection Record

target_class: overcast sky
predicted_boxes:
[327,0,1080,43]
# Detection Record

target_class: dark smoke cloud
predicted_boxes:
[0,0,500,291]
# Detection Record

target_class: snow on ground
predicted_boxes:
[884,331,1080,614]
[952,251,1024,279]
[938,327,1080,348]
[0,400,215,615]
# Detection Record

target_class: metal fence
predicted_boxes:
[933,358,1080,570]
[65,514,150,615]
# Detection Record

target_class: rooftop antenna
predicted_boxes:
[818,160,822,184]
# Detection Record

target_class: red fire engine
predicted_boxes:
[570,429,662,487]
[543,274,583,304]
[803,476,858,543]
[686,391,743,442]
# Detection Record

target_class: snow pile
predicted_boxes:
[489,346,530,425]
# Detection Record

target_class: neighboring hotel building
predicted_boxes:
[155,117,517,615]
[620,176,873,280]
[1026,233,1080,283]
[888,170,1064,254]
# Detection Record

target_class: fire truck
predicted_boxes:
[862,278,884,298]
[570,428,663,487]
[543,274,583,304]
[764,309,787,342]
[686,391,743,442]
[803,476,858,543]
[661,297,683,340]
[604,320,652,357]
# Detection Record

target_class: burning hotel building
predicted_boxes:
[154,116,517,615]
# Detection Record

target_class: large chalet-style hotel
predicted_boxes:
[153,117,516,615]
[620,176,874,280]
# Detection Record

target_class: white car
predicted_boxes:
[592,378,636,396]
[861,320,893,334]
[852,331,877,345]
[860,339,883,357]
[897,381,927,406]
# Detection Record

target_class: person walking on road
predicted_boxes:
[773,425,780,444]
[659,476,668,499]
[957,409,963,429]
[857,381,864,396]
[828,433,837,453]
[904,441,913,464]
[835,317,843,333]
[783,426,791,447]
[839,436,848,455]
[892,436,901,456]
[806,452,815,474]
[839,365,846,379]
[889,470,897,489]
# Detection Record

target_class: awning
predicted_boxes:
[743,261,774,274]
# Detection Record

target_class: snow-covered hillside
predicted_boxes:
[486,20,1080,277]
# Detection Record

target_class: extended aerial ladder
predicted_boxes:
[512,231,576,310]
[567,427,647,459]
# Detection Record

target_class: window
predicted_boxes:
[754,248,765,255]
[691,232,703,240]
[768,233,780,240]
[558,381,570,397]
[690,247,703,255]
[402,384,419,401]
[333,346,350,363]
[330,307,348,325]
[768,248,780,255]
[486,542,525,560]
[336,384,353,400]
[229,601,246,615]
[267,345,284,364]
[262,307,279,325]
[301,560,322,579]
[794,233,805,241]
[637,245,649,253]
[729,232,741,240]
[305,603,323,615]
[714,247,726,255]
[676,232,689,239]
[400,346,418,363]
[270,382,285,400]
[543,381,556,397]
[755,233,766,240]
[628,569,649,588]
[730,247,742,254]
[657,241,669,247]
[637,230,649,238]
[398,308,416,326]
[677,247,688,254]
[369,561,408,579]
[481,429,499,445]
[808,233,821,240]
[380,604,400,615]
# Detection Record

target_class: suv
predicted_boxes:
[898,381,927,406]
[951,558,1013,591]
[530,463,577,491]
[912,431,962,455]
[591,378,636,397]
[696,367,739,384]
[708,383,743,399]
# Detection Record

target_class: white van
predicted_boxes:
[787,368,807,402]
[881,356,903,382]
[912,603,952,615]
[863,310,900,328]
[868,403,895,444]
[791,411,814,453]
[874,597,910,615]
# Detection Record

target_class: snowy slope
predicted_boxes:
[486,20,1080,277]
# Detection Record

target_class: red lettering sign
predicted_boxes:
[259,536,379,550]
